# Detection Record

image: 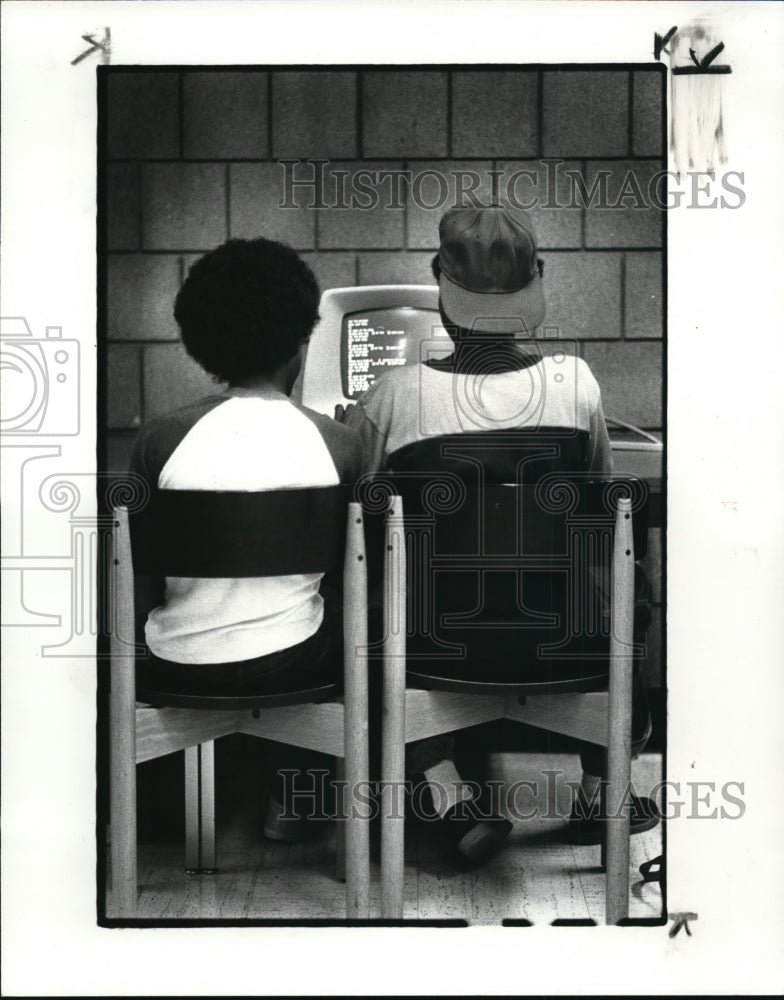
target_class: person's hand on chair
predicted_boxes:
[334,403,356,424]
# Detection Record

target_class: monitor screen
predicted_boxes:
[341,306,452,399]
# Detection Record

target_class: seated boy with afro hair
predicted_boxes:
[131,237,362,839]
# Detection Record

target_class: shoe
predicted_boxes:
[263,796,308,842]
[567,792,660,845]
[440,802,513,866]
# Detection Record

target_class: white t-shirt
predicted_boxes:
[344,352,613,476]
[130,389,362,664]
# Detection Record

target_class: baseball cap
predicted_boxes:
[437,205,545,335]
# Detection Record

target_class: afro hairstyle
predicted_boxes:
[174,238,320,384]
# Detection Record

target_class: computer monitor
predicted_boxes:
[297,285,449,415]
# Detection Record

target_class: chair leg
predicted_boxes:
[381,496,407,920]
[605,496,635,923]
[108,713,137,918]
[381,690,406,919]
[334,756,346,883]
[108,508,138,918]
[605,741,631,921]
[344,501,371,917]
[184,742,216,874]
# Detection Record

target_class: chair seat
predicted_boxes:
[135,682,341,711]
[403,634,614,692]
[405,669,609,697]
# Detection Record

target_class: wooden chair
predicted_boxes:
[376,475,648,924]
[106,486,370,919]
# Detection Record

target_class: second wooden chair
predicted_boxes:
[376,476,647,923]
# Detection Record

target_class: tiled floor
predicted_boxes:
[123,752,664,923]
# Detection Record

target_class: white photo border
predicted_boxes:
[2,1,783,995]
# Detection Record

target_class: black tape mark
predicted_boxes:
[655,26,731,74]
[698,41,725,66]
[672,65,731,76]
[71,28,111,66]
[654,26,678,61]
[674,39,731,74]
[668,912,698,937]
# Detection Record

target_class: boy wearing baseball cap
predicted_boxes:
[346,204,612,478]
[344,204,657,859]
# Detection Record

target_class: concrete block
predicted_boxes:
[317,162,405,249]
[538,337,579,357]
[230,162,315,248]
[183,71,268,158]
[106,163,140,250]
[107,254,181,341]
[496,160,582,249]
[107,344,142,429]
[581,340,663,428]
[543,70,628,157]
[300,252,356,291]
[358,252,437,286]
[362,71,447,157]
[142,163,227,250]
[633,69,665,157]
[272,70,357,158]
[545,252,622,339]
[406,160,494,250]
[107,71,179,159]
[584,161,663,247]
[143,342,221,422]
[451,71,538,157]
[626,252,663,338]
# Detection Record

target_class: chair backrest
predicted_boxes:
[373,474,648,688]
[366,473,648,560]
[388,429,592,486]
[111,484,363,709]
[128,485,352,578]
[387,475,648,556]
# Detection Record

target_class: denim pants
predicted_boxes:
[405,563,654,780]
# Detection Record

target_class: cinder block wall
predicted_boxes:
[105,67,664,463]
